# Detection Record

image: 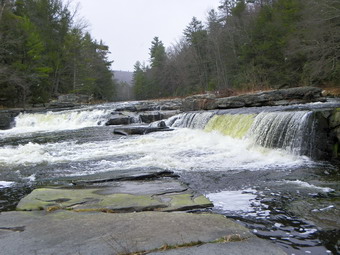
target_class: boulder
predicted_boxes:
[0,112,13,130]
[0,110,20,130]
[139,111,180,123]
[105,114,134,126]
[113,125,173,136]
[139,111,164,123]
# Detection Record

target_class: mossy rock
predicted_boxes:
[16,188,165,212]
[16,187,213,213]
[161,194,213,212]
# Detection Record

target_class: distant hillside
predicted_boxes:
[113,70,135,101]
[113,71,133,85]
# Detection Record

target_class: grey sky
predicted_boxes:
[75,0,221,71]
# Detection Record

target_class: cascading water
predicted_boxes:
[204,114,255,139]
[1,108,112,135]
[171,110,317,158]
[247,111,316,157]
[171,112,215,129]
[0,101,338,254]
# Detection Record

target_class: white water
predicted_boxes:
[0,129,312,177]
[0,108,111,135]
[207,189,257,212]
[0,181,15,188]
[174,110,317,157]
[247,111,314,156]
[283,180,334,193]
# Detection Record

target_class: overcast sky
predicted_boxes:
[74,0,221,71]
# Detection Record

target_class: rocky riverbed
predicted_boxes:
[0,87,339,254]
[0,169,287,255]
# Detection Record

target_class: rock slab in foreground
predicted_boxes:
[0,210,287,255]
[150,237,287,255]
[16,179,212,213]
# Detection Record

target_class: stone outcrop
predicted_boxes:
[0,110,20,130]
[306,108,340,160]
[105,113,135,126]
[139,110,179,123]
[0,210,286,255]
[113,125,173,136]
[329,108,340,158]
[1,169,287,255]
[115,99,182,112]
[181,87,324,111]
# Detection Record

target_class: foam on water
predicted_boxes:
[0,108,111,135]
[0,129,312,175]
[0,181,15,188]
[206,189,257,212]
[283,180,335,193]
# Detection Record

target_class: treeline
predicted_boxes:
[134,0,339,100]
[0,0,115,107]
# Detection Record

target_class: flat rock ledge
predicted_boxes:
[0,174,287,255]
[181,87,325,111]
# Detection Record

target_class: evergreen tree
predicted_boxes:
[0,0,116,107]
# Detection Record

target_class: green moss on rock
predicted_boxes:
[16,187,213,213]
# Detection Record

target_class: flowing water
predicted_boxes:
[0,102,339,254]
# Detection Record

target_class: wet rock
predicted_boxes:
[0,112,16,130]
[105,114,134,125]
[73,170,178,184]
[0,210,255,255]
[16,184,212,213]
[113,125,173,135]
[329,108,340,158]
[114,104,137,112]
[139,111,180,123]
[140,111,164,123]
[287,197,340,230]
[0,109,23,130]
[149,237,287,255]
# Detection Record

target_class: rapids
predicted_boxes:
[0,101,339,254]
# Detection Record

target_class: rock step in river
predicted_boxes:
[0,170,287,255]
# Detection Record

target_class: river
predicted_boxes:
[0,101,339,254]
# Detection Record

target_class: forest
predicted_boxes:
[133,0,339,100]
[0,0,115,107]
[0,0,339,106]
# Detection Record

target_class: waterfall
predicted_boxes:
[170,110,317,157]
[204,114,255,139]
[171,112,215,129]
[11,109,111,132]
[247,111,315,157]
